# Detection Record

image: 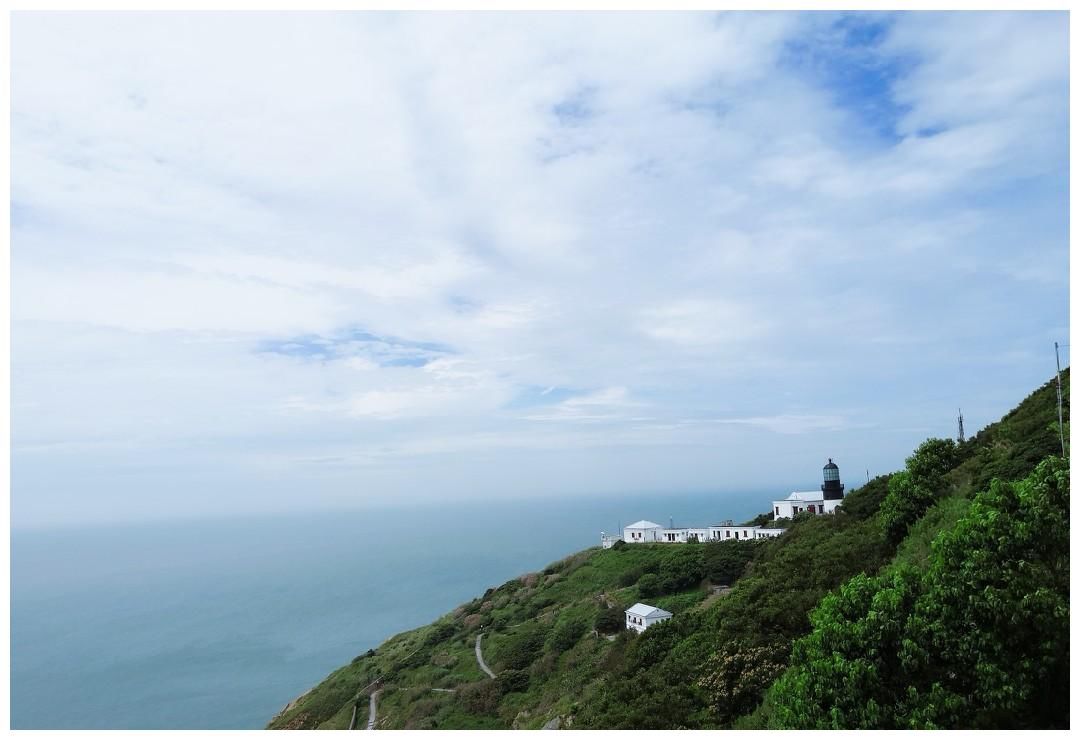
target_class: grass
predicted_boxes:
[267,543,700,729]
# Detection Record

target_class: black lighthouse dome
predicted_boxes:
[821,458,845,500]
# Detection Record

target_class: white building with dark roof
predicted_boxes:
[625,603,673,633]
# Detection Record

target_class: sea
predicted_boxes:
[11,489,772,729]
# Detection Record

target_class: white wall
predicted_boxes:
[644,614,671,630]
[773,498,827,519]
[624,526,662,543]
[660,528,688,542]
[711,526,760,541]
[626,612,671,633]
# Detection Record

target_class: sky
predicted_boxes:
[10,11,1070,529]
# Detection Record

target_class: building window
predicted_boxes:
[774,507,779,516]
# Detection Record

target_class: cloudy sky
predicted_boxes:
[11,11,1069,528]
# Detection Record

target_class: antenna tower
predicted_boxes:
[1055,342,1066,457]
[957,408,965,444]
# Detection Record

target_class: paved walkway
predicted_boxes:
[366,688,382,730]
[475,633,497,679]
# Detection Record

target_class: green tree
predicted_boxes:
[767,567,923,729]
[899,456,1069,729]
[501,624,549,671]
[637,573,663,598]
[548,615,588,652]
[594,605,624,634]
[703,539,758,586]
[880,438,958,545]
[459,680,502,715]
[658,547,705,592]
[769,456,1069,730]
[835,473,892,520]
[699,640,788,725]
[497,668,530,695]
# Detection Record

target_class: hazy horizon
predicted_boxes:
[11,11,1069,528]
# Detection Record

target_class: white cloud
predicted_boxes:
[10,11,1068,526]
[522,386,641,423]
[639,299,771,347]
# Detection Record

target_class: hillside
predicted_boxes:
[267,370,1069,730]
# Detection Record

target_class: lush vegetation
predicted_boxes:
[267,370,1068,730]
[766,457,1068,729]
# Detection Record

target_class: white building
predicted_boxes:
[600,532,622,549]
[711,524,785,541]
[658,527,712,543]
[771,491,840,519]
[772,459,846,519]
[601,460,848,548]
[623,520,664,543]
[625,602,673,633]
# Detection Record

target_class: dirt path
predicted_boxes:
[366,688,382,730]
[475,633,497,679]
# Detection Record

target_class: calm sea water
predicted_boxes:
[11,489,770,729]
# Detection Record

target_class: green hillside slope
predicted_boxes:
[267,369,1068,730]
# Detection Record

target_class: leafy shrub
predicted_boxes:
[497,668,530,695]
[880,438,958,545]
[594,606,624,634]
[769,457,1069,730]
[637,573,663,598]
[459,680,502,715]
[700,641,789,725]
[703,539,758,586]
[548,616,588,652]
[424,622,456,647]
[742,512,773,527]
[657,547,704,592]
[836,474,892,520]
[501,624,549,670]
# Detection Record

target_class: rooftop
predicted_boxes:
[625,602,673,619]
[780,491,824,502]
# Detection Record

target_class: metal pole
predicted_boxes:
[1054,341,1062,455]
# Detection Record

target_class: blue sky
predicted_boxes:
[10,11,1069,528]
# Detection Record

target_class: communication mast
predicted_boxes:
[1055,342,1066,457]
[957,408,965,444]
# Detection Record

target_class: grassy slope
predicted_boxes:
[268,370,1068,730]
[267,544,706,729]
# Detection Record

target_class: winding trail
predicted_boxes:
[475,633,497,679]
[366,688,382,730]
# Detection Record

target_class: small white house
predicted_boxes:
[625,602,673,633]
[623,520,664,543]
